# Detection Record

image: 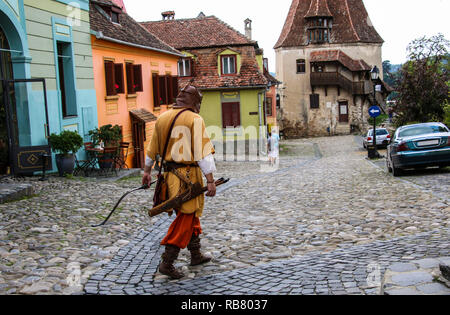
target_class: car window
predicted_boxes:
[399,125,448,137]
[376,130,389,136]
[368,130,388,136]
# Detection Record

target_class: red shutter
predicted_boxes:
[152,73,160,107]
[114,63,124,94]
[232,102,241,127]
[222,103,230,128]
[172,76,179,103]
[104,61,116,96]
[126,63,135,94]
[167,74,173,104]
[133,64,143,92]
[158,75,167,105]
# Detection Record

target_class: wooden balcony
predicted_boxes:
[311,72,370,95]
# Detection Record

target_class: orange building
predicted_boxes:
[90,0,181,168]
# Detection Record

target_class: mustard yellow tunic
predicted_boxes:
[147,109,215,217]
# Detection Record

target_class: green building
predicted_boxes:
[0,0,97,175]
[142,13,272,159]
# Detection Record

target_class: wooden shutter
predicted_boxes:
[114,63,124,94]
[152,73,160,107]
[222,102,240,128]
[133,64,143,92]
[310,94,319,109]
[172,76,179,103]
[222,103,231,128]
[126,63,135,94]
[232,102,241,127]
[104,61,116,96]
[158,75,167,105]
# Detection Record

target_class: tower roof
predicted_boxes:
[305,0,332,18]
[275,0,384,49]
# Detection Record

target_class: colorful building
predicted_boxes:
[0,0,98,175]
[89,0,182,168]
[275,0,390,138]
[141,13,272,158]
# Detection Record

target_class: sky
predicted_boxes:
[124,0,450,71]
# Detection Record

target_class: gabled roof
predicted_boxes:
[140,15,256,50]
[89,0,180,56]
[275,0,384,49]
[310,50,371,72]
[177,46,269,90]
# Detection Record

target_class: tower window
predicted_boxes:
[296,59,306,73]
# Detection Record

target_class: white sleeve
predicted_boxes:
[198,154,217,175]
[145,156,154,168]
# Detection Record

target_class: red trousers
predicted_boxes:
[161,212,202,249]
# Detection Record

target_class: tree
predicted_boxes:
[392,34,450,127]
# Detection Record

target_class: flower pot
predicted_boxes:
[55,154,75,177]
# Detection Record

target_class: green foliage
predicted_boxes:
[49,130,84,156]
[89,125,122,147]
[393,34,450,127]
[444,100,450,127]
[368,114,389,127]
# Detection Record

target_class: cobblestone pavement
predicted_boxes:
[84,135,449,295]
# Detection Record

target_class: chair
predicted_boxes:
[115,142,130,170]
[98,147,119,177]
[74,143,97,177]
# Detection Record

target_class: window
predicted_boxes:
[221,55,237,75]
[221,102,241,128]
[104,61,125,96]
[310,94,319,109]
[263,58,269,73]
[296,59,306,73]
[111,12,120,23]
[57,42,77,118]
[125,63,143,94]
[178,58,192,77]
[152,73,178,107]
[266,97,273,117]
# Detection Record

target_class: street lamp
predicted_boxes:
[368,66,381,159]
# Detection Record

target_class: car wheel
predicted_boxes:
[392,163,403,177]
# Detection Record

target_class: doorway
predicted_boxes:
[132,120,146,169]
[339,101,349,123]
[0,26,14,175]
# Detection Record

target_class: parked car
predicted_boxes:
[363,128,391,149]
[386,122,450,176]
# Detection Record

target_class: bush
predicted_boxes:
[49,130,84,156]
[444,101,450,128]
[89,125,122,147]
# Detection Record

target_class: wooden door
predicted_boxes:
[339,101,349,123]
[132,121,145,169]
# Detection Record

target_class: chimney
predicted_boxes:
[162,11,175,20]
[244,18,252,40]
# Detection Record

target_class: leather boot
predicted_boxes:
[159,245,185,279]
[188,234,212,266]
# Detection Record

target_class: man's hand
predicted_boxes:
[142,172,152,188]
[205,173,216,197]
[206,182,216,197]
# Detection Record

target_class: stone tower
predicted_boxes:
[275,0,387,138]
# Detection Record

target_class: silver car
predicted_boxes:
[363,128,391,149]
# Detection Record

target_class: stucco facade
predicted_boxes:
[0,0,98,175]
[275,0,387,138]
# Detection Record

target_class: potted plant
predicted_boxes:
[49,130,84,177]
[88,125,122,169]
[88,124,122,148]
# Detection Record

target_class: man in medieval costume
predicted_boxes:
[142,85,217,279]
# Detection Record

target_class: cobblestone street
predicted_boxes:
[0,135,448,295]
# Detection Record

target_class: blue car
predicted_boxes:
[386,122,450,176]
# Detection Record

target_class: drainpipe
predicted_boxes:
[258,91,267,156]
